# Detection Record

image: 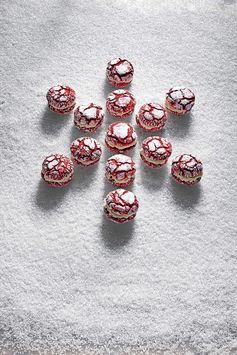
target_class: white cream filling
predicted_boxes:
[51,100,75,110]
[172,171,202,182]
[43,174,72,183]
[140,151,166,165]
[109,107,133,116]
[76,121,99,128]
[106,173,131,184]
[104,202,135,218]
[107,73,131,83]
[137,117,164,129]
[106,138,136,150]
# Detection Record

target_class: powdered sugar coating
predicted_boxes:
[165,87,195,115]
[171,154,203,185]
[70,137,102,166]
[106,58,134,87]
[74,103,104,132]
[46,85,76,111]
[41,154,74,187]
[106,154,136,187]
[105,122,137,153]
[106,89,136,118]
[136,103,168,131]
[104,189,139,223]
[140,136,172,168]
[113,122,129,138]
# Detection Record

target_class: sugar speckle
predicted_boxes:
[116,63,129,75]
[122,191,135,204]
[84,138,95,149]
[83,107,97,119]
[118,96,131,107]
[113,123,129,139]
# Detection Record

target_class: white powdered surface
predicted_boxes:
[116,63,130,76]
[113,123,129,139]
[118,96,131,107]
[121,191,135,205]
[0,1,237,354]
[84,138,96,150]
[84,107,97,119]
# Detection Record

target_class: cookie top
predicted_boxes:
[166,87,195,112]
[41,154,74,181]
[74,103,104,131]
[70,137,102,164]
[106,122,137,147]
[141,136,172,161]
[106,58,134,86]
[172,154,203,178]
[46,85,76,110]
[105,189,139,215]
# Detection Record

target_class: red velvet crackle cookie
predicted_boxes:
[140,136,172,168]
[105,154,136,187]
[46,85,76,114]
[105,122,137,153]
[41,154,74,187]
[171,154,203,185]
[106,58,134,87]
[74,103,104,132]
[104,189,139,223]
[106,89,136,118]
[136,103,168,131]
[70,137,102,166]
[165,87,195,115]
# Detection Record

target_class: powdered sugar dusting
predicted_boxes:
[116,63,130,75]
[152,108,165,119]
[84,107,97,119]
[170,90,183,100]
[122,191,135,204]
[84,137,95,149]
[144,111,153,120]
[118,96,131,106]
[113,122,129,139]
[147,139,161,151]
[47,159,58,169]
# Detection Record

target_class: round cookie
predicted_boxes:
[104,189,139,223]
[165,87,195,115]
[140,136,172,168]
[105,154,136,187]
[106,58,134,87]
[46,85,76,114]
[74,103,104,132]
[136,103,168,131]
[171,154,203,185]
[70,137,102,166]
[41,154,74,187]
[106,89,136,118]
[105,122,137,153]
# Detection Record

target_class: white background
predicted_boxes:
[1,0,237,354]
